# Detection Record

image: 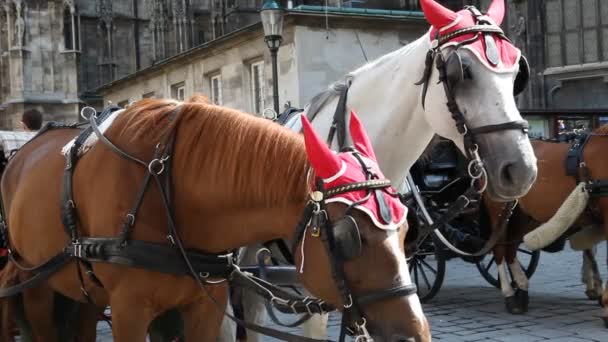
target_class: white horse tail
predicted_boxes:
[523,182,589,250]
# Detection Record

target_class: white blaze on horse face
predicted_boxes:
[386,230,425,321]
[508,261,529,291]
[497,262,515,297]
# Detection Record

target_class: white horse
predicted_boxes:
[220,0,538,340]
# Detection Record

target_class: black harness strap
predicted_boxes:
[0,253,71,298]
[468,120,530,135]
[565,133,591,183]
[564,133,608,197]
[326,83,352,150]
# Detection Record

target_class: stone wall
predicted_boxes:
[99,16,428,115]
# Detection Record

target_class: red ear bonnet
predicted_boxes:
[420,0,520,72]
[301,115,343,180]
[349,111,377,161]
[301,114,407,230]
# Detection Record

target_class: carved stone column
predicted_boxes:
[97,0,115,81]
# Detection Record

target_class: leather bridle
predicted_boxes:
[416,6,529,190]
[292,150,417,341]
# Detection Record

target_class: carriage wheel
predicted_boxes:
[407,234,446,303]
[475,246,541,288]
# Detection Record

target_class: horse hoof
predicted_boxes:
[515,289,529,312]
[505,296,525,315]
[586,289,602,301]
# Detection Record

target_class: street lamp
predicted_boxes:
[260,0,284,115]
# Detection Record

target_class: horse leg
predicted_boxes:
[109,298,155,342]
[582,245,603,300]
[495,245,520,314]
[506,244,529,313]
[181,285,228,341]
[73,303,103,342]
[21,284,58,342]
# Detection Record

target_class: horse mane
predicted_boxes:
[109,95,310,207]
[593,123,608,135]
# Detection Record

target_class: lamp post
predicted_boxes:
[260,0,284,115]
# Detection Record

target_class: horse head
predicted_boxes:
[295,112,431,341]
[419,0,537,201]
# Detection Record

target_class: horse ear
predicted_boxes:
[486,0,505,26]
[301,115,342,180]
[349,111,377,161]
[420,0,459,30]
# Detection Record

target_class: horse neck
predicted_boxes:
[171,131,310,253]
[314,34,436,189]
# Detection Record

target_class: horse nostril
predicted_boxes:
[391,334,416,342]
[500,162,516,186]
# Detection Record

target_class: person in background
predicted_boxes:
[20,109,43,131]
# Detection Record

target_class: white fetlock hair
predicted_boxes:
[523,182,589,251]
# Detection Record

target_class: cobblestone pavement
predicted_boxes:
[97,245,608,341]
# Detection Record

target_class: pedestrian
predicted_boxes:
[20,109,43,131]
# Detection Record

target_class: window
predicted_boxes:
[210,74,223,105]
[250,61,265,114]
[63,4,80,50]
[545,0,608,67]
[142,91,156,99]
[171,82,186,101]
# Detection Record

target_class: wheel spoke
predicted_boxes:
[418,261,433,291]
[485,256,495,273]
[419,258,438,275]
[518,248,533,256]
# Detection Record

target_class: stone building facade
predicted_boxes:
[97,9,428,113]
[0,0,275,129]
[0,0,424,129]
[2,1,606,131]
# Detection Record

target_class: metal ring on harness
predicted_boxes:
[148,158,165,175]
[80,106,98,121]
[467,158,484,180]
[262,108,277,120]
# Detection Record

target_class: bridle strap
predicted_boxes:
[436,25,508,46]
[468,120,530,135]
[357,284,418,306]
[324,179,392,198]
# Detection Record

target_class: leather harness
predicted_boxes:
[0,104,416,341]
[565,133,608,196]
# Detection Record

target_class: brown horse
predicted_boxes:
[487,124,608,325]
[0,96,431,341]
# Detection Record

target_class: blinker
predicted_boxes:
[332,216,362,261]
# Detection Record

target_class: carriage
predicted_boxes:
[0,130,37,171]
[402,137,541,302]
